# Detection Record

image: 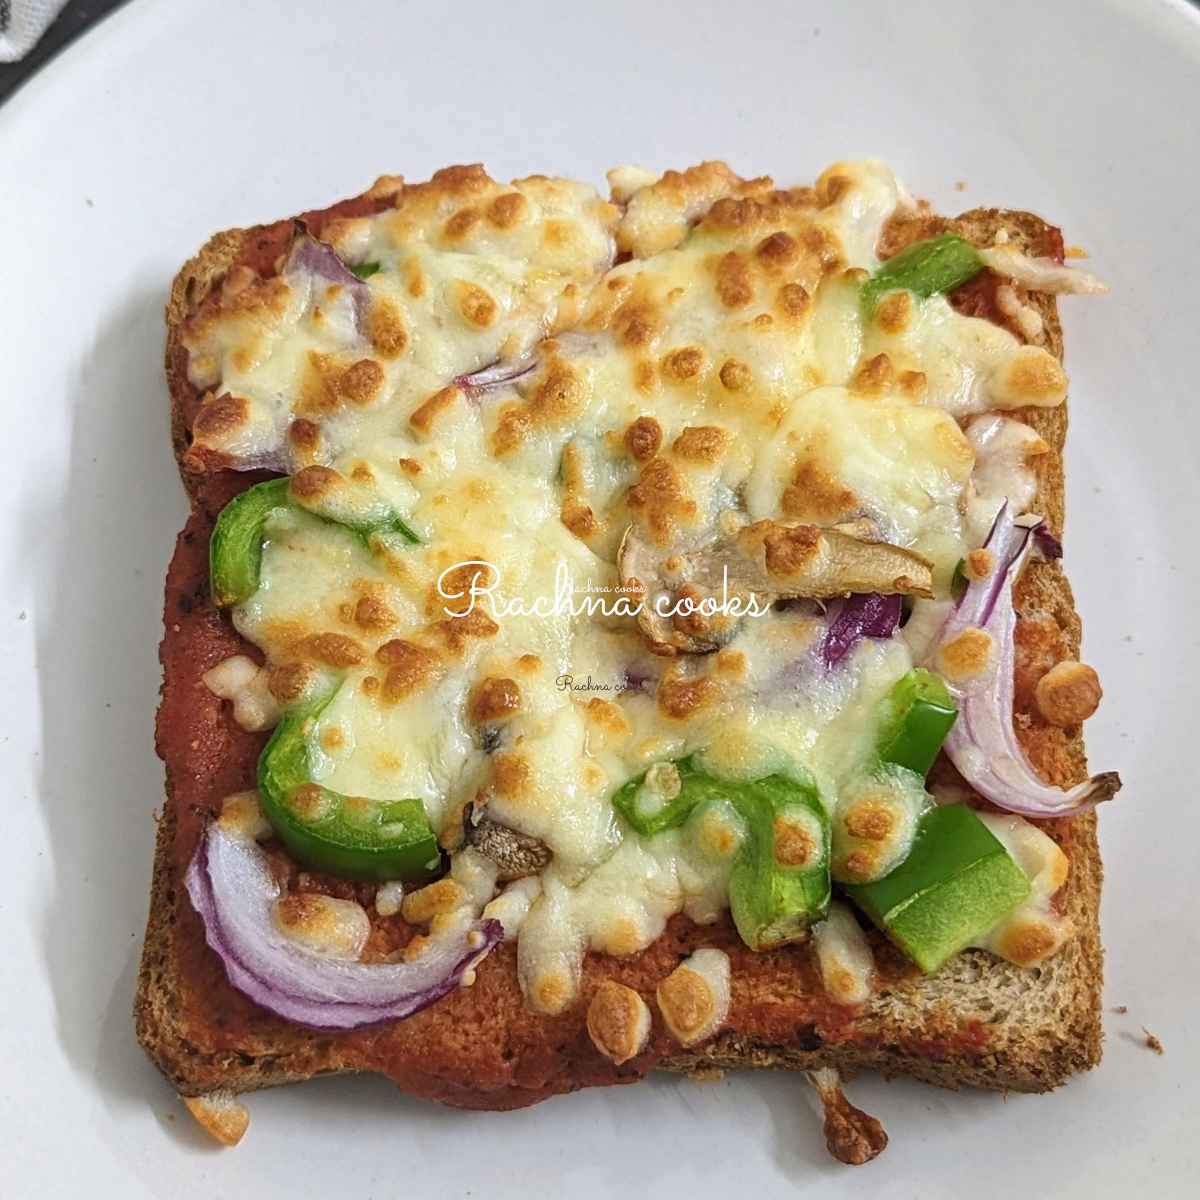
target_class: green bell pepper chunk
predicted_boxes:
[350,261,381,279]
[257,689,441,882]
[611,760,831,949]
[843,803,1030,973]
[950,557,969,600]
[209,478,292,607]
[861,233,984,316]
[876,668,958,777]
[209,477,421,608]
[727,773,831,950]
[611,756,725,837]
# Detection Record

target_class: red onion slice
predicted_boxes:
[185,824,501,1030]
[822,593,903,668]
[1033,525,1063,560]
[455,352,538,398]
[284,232,373,335]
[931,504,1120,817]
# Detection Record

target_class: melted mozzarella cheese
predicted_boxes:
[184,167,618,470]
[861,293,1054,418]
[746,386,975,583]
[205,158,1071,1003]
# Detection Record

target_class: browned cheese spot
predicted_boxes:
[657,673,719,720]
[339,359,385,407]
[561,501,599,538]
[300,633,368,668]
[875,290,913,335]
[938,627,994,682]
[755,231,800,270]
[288,417,322,458]
[487,191,527,229]
[436,561,496,618]
[1035,660,1102,727]
[844,802,894,841]
[375,638,438,703]
[624,415,663,462]
[719,358,752,392]
[773,814,816,867]
[268,661,317,703]
[469,677,522,723]
[304,350,384,417]
[994,919,1061,965]
[762,523,822,576]
[289,464,339,501]
[193,393,248,442]
[776,282,811,320]
[851,353,894,395]
[715,649,747,678]
[405,259,426,298]
[819,173,852,206]
[455,280,498,328]
[370,297,408,358]
[586,980,648,1065]
[634,359,658,394]
[626,457,698,545]
[661,345,706,382]
[491,752,532,799]
[585,697,632,738]
[841,850,878,882]
[444,206,481,240]
[657,965,715,1041]
[410,385,461,435]
[613,296,662,349]
[433,607,500,653]
[402,878,468,924]
[715,251,754,308]
[354,595,396,631]
[781,454,857,523]
[965,548,996,581]
[671,584,712,640]
[1008,350,1066,402]
[672,425,729,465]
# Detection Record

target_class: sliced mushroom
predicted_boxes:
[807,1067,888,1165]
[463,801,552,881]
[619,520,933,654]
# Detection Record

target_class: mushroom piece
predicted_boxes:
[618,519,934,654]
[463,802,552,881]
[807,1067,888,1165]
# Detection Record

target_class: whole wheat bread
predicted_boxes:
[135,184,1104,1110]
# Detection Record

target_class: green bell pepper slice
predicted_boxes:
[861,233,984,317]
[843,803,1030,973]
[876,668,958,777]
[611,760,831,949]
[209,477,292,607]
[611,756,726,837]
[257,688,441,882]
[209,476,421,608]
[951,557,969,600]
[350,261,381,279]
[727,772,831,950]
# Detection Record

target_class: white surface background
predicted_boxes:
[2,0,1197,1195]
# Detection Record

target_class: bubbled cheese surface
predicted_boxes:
[193,160,1053,1005]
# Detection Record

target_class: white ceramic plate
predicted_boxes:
[3,0,1198,1195]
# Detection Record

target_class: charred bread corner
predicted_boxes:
[135,160,1117,1160]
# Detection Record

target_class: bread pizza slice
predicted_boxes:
[136,160,1117,1159]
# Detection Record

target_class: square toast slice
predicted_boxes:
[136,184,1103,1111]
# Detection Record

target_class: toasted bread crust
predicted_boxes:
[137,186,1103,1110]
